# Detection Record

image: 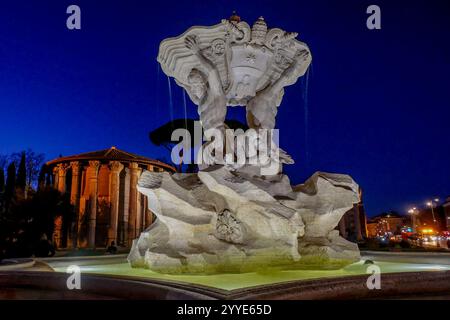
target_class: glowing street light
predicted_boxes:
[426,198,439,225]
[408,207,419,232]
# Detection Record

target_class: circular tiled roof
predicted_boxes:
[46,147,176,172]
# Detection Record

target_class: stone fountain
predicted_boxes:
[128,15,361,273]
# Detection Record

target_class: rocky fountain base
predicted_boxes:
[127,165,360,273]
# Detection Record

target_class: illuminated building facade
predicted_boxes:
[366,212,410,238]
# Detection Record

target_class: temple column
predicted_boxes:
[137,193,142,233]
[144,164,154,229]
[108,161,124,245]
[57,163,69,193]
[128,162,142,246]
[54,164,69,248]
[119,168,130,246]
[87,160,100,248]
[68,162,81,249]
[52,167,59,189]
[76,167,87,248]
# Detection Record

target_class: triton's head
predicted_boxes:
[187,69,206,100]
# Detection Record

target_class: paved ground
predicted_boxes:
[361,250,450,265]
[37,253,128,268]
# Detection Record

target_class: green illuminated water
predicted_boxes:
[54,261,450,291]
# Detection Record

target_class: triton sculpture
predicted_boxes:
[128,15,361,273]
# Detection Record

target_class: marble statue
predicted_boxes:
[184,35,227,133]
[128,15,361,273]
[158,15,312,167]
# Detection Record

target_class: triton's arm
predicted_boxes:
[185,35,223,93]
[267,49,310,95]
[185,36,215,73]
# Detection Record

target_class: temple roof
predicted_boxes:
[46,147,176,172]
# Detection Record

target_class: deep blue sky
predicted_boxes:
[1,0,449,216]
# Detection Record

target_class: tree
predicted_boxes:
[0,154,7,170]
[0,155,7,214]
[0,168,5,215]
[4,162,16,207]
[149,118,248,150]
[25,149,45,187]
[0,154,7,169]
[16,152,26,191]
[149,118,248,172]
[0,151,50,260]
[0,187,74,258]
[37,164,47,189]
[0,168,4,193]
[9,149,45,189]
[0,155,7,200]
[45,167,52,187]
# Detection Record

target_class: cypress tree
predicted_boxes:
[0,168,5,214]
[0,168,5,193]
[5,162,16,203]
[45,169,52,187]
[0,168,5,213]
[38,164,47,189]
[17,152,27,190]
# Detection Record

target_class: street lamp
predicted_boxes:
[408,207,418,233]
[426,198,439,226]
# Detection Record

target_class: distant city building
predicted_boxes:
[45,147,176,249]
[338,188,368,242]
[366,211,410,238]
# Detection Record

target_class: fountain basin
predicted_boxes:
[2,252,450,299]
[52,259,450,291]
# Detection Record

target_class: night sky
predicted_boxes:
[1,0,449,216]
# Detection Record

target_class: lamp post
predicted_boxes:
[408,207,419,233]
[426,198,439,227]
